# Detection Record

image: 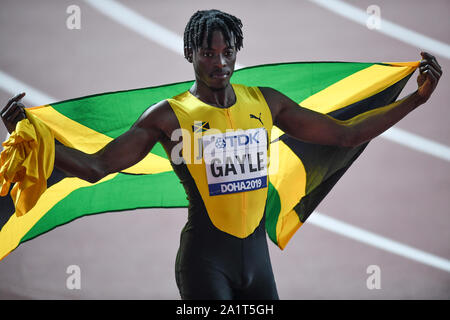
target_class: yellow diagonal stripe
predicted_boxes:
[269,139,307,248]
[277,210,303,250]
[270,62,418,143]
[28,106,172,175]
[0,174,117,260]
[300,62,419,114]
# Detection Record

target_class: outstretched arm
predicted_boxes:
[54,121,162,183]
[261,52,442,147]
[1,98,169,183]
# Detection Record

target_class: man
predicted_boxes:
[1,9,442,299]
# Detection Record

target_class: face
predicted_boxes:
[189,30,237,90]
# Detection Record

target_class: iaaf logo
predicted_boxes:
[214,131,261,149]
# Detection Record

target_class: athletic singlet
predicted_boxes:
[167,84,278,300]
[168,84,273,238]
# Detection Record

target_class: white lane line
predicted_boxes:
[308,212,450,273]
[82,0,245,70]
[308,0,450,60]
[0,70,57,107]
[84,0,450,163]
[83,0,183,56]
[0,71,448,273]
[1,1,449,271]
[382,127,450,162]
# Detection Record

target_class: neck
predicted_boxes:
[189,81,236,108]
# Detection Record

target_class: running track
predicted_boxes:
[0,0,449,299]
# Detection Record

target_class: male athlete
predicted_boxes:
[1,10,442,299]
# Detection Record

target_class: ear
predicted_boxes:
[184,47,193,63]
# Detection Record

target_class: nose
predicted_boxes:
[215,54,227,68]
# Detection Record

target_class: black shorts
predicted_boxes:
[175,214,279,300]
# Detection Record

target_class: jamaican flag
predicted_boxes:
[0,61,419,259]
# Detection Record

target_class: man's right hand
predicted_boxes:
[1,92,27,134]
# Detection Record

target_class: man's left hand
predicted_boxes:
[417,51,442,103]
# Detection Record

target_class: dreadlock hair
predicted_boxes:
[183,9,243,61]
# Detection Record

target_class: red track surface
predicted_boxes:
[0,0,448,299]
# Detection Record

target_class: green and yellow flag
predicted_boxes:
[0,61,419,259]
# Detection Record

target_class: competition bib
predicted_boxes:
[203,128,268,196]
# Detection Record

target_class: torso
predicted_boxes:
[166,83,273,238]
[160,83,278,299]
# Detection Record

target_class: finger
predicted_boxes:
[5,106,23,123]
[432,58,442,74]
[421,51,435,60]
[16,103,27,120]
[420,62,442,78]
[5,92,25,109]
[419,59,433,71]
[1,101,26,122]
[421,51,442,70]
[1,102,17,119]
[429,67,442,82]
[16,102,26,109]
[420,64,442,79]
[430,64,442,78]
[423,69,438,87]
[427,65,442,81]
[419,61,429,75]
[1,92,25,114]
[5,103,26,123]
[9,112,26,125]
[422,58,443,75]
[434,58,442,70]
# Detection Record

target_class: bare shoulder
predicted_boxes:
[133,99,179,138]
[137,99,172,120]
[258,86,288,120]
[258,86,279,98]
[258,87,287,105]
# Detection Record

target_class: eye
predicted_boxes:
[225,50,234,57]
[202,52,214,57]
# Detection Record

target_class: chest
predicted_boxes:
[187,102,269,133]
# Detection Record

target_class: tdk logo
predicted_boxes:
[212,131,260,149]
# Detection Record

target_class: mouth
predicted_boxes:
[211,70,231,79]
